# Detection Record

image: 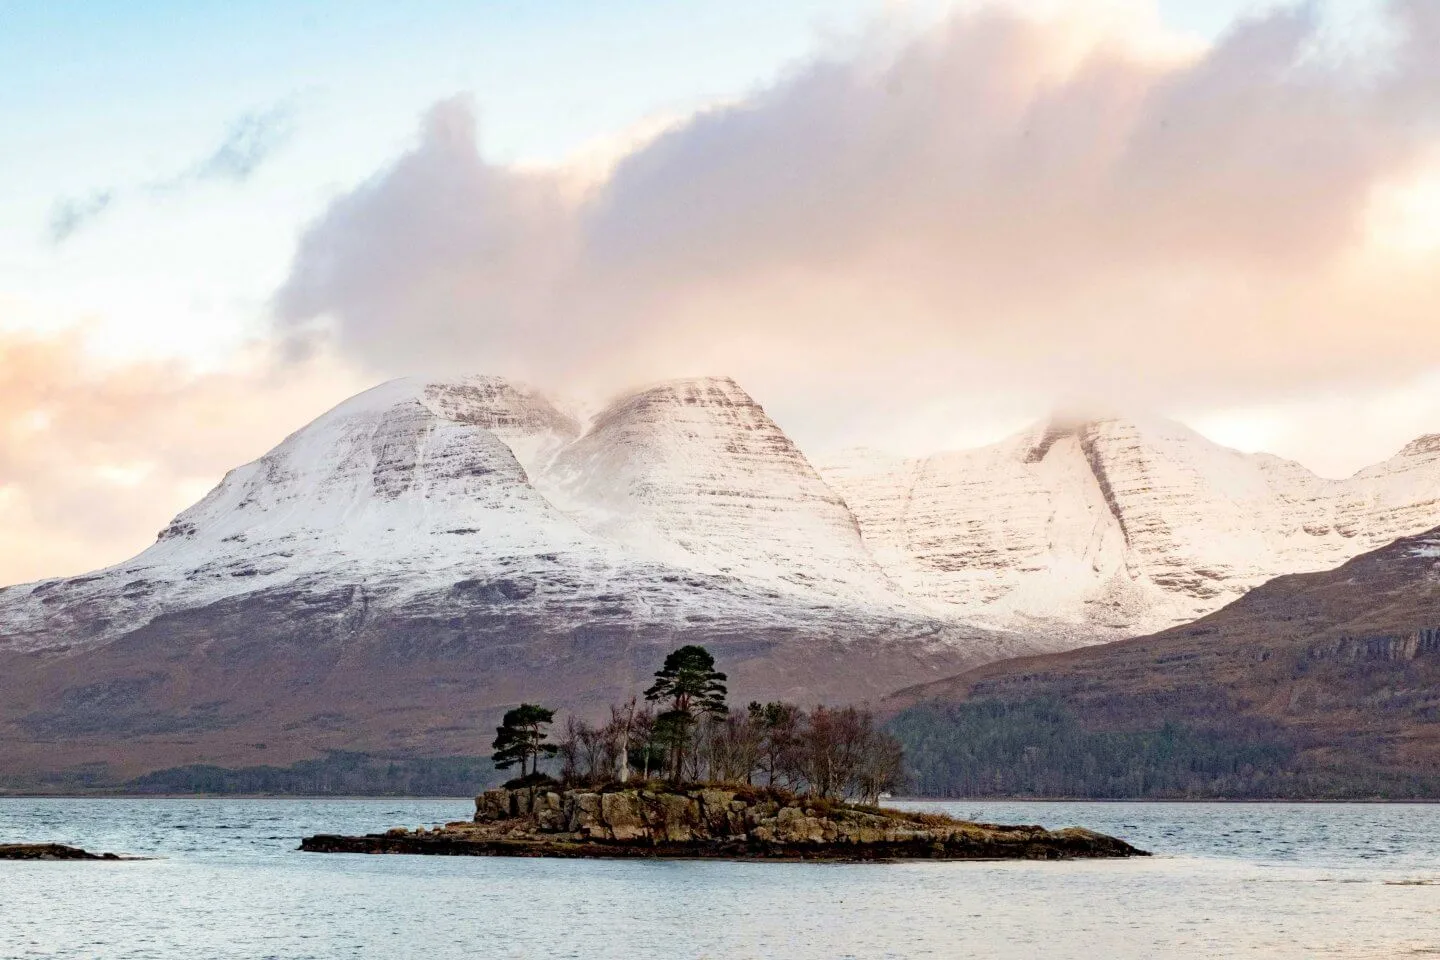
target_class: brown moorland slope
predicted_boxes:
[886,527,1440,798]
[0,597,995,792]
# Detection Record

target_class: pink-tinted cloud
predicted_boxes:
[275,1,1440,445]
[15,4,1440,587]
[0,328,359,585]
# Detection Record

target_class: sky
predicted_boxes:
[2,0,1439,585]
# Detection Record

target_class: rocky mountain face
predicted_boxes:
[2,374,1439,787]
[538,378,898,604]
[821,418,1440,638]
[885,527,1440,798]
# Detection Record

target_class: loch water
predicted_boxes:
[2,798,1438,959]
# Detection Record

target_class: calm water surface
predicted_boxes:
[2,798,1438,959]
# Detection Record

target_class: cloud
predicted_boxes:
[277,95,576,375]
[275,2,1440,454]
[47,191,115,244]
[180,102,298,186]
[1181,368,1440,479]
[46,101,297,243]
[0,327,359,585]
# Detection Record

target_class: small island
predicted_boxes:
[301,783,1144,860]
[300,646,1146,862]
[0,843,127,861]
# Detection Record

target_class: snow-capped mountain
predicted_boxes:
[539,378,906,608]
[3,374,1439,784]
[6,378,1440,654]
[820,418,1440,636]
[0,376,929,653]
[0,376,1030,785]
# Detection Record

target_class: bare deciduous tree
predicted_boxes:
[548,649,905,800]
[605,697,640,783]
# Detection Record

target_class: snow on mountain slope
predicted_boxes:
[820,418,1440,635]
[1336,434,1440,545]
[418,376,581,477]
[540,377,900,605]
[0,376,607,651]
[821,422,1148,631]
[4,376,1440,660]
[0,375,928,656]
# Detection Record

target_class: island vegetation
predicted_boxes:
[300,646,1147,861]
[497,644,905,804]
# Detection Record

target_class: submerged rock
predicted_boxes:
[0,843,125,861]
[300,785,1147,861]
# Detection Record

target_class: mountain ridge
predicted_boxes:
[2,374,1440,787]
[820,413,1440,635]
[6,376,1440,647]
[0,374,1025,785]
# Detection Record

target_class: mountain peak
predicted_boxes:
[536,373,897,604]
[1397,434,1440,459]
[623,375,751,405]
[420,374,581,441]
[1016,413,1185,463]
[1020,417,1087,462]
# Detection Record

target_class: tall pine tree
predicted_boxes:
[491,704,558,781]
[644,645,727,782]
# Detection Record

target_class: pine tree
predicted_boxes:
[644,645,727,781]
[491,704,558,781]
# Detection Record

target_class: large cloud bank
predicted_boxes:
[276,2,1440,450]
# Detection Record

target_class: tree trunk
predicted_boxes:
[617,701,633,783]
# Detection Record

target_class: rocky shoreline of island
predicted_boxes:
[299,783,1146,861]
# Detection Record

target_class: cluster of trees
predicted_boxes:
[492,645,905,803]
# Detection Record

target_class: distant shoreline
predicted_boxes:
[2,792,1438,804]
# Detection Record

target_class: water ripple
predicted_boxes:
[0,798,1437,958]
